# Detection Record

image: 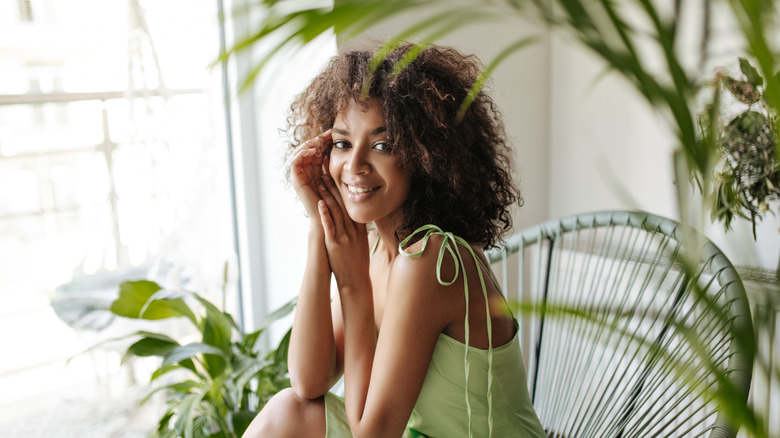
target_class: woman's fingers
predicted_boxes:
[318,200,335,239]
[322,171,346,210]
[318,181,345,233]
[290,130,333,190]
[304,129,332,157]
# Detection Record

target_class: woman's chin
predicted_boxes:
[346,213,374,224]
[344,208,378,225]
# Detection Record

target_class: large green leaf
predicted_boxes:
[128,336,179,357]
[195,295,233,352]
[173,391,206,438]
[110,280,198,325]
[163,342,225,368]
[194,295,233,377]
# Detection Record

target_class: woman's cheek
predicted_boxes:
[327,160,343,199]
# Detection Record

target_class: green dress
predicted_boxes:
[324,225,546,438]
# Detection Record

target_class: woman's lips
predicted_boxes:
[346,184,380,194]
[343,183,380,201]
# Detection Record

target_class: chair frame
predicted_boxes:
[487,210,754,438]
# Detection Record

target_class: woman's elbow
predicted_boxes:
[349,415,405,438]
[289,378,329,400]
[352,424,400,438]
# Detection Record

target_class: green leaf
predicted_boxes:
[155,412,174,436]
[242,329,262,353]
[166,380,202,393]
[70,329,174,363]
[194,295,233,377]
[128,336,179,357]
[255,297,298,332]
[739,57,763,86]
[232,410,258,437]
[109,280,198,325]
[139,380,198,406]
[271,327,292,365]
[196,296,234,352]
[173,391,206,438]
[232,357,266,396]
[151,363,189,382]
[163,342,225,368]
[457,35,537,121]
[763,71,780,108]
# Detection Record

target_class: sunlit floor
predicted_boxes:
[0,352,162,438]
[0,385,158,437]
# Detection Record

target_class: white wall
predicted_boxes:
[343,4,552,231]
[549,35,679,221]
[547,7,779,271]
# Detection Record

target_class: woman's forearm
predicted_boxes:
[338,284,378,434]
[287,226,340,398]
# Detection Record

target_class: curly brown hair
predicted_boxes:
[287,43,522,249]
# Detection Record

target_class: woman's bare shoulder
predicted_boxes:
[392,233,460,292]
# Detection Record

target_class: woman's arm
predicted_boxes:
[338,257,449,438]
[286,131,345,399]
[317,177,454,438]
[286,225,344,399]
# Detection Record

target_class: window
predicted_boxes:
[17,0,34,22]
[0,0,234,434]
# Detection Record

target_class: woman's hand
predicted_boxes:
[316,169,371,292]
[290,130,332,223]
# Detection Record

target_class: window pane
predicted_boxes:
[0,0,234,435]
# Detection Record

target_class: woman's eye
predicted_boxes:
[332,141,350,149]
[372,142,391,152]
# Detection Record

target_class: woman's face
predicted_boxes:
[328,97,411,226]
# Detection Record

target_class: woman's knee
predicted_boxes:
[242,388,326,438]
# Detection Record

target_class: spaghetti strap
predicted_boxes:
[369,233,382,258]
[398,224,500,438]
[324,225,545,438]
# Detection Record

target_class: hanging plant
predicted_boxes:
[706,58,780,237]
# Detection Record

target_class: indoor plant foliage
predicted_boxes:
[107,280,294,438]
[705,58,780,237]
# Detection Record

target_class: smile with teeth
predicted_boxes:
[346,184,380,194]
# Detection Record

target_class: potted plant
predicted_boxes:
[99,279,294,438]
[703,58,780,280]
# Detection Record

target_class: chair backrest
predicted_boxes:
[486,211,754,438]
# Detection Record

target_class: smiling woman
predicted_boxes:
[242,43,545,438]
[329,97,411,226]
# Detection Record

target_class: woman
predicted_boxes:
[243,43,545,438]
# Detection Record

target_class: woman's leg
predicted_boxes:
[242,388,327,438]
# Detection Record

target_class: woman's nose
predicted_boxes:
[345,146,370,175]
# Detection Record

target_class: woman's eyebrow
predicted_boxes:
[332,126,387,136]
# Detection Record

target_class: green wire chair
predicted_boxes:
[486,211,754,438]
